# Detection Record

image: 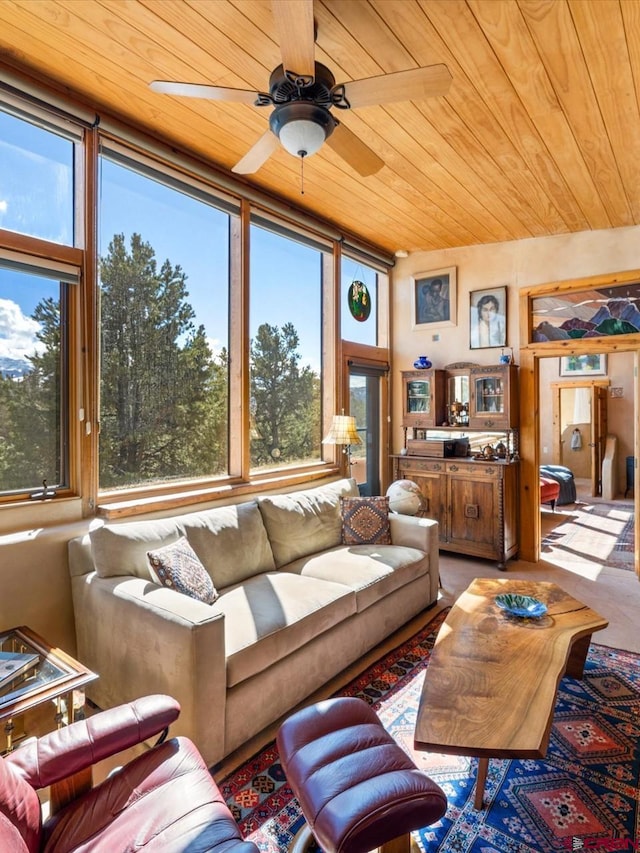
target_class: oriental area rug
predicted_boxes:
[541,501,635,572]
[220,610,640,853]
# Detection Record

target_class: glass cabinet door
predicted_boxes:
[474,376,505,415]
[407,380,431,414]
[402,369,445,427]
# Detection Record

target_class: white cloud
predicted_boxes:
[0,200,7,214]
[207,336,224,358]
[0,298,45,360]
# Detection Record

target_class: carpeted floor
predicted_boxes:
[542,501,635,571]
[220,610,640,852]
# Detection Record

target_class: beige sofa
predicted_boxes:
[68,478,439,767]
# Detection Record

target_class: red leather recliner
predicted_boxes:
[0,694,258,853]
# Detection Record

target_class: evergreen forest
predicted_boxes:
[0,233,321,492]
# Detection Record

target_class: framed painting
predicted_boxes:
[413,267,456,329]
[560,354,607,376]
[470,285,507,349]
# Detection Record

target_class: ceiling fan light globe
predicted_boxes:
[270,102,336,160]
[279,119,326,157]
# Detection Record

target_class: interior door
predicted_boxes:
[591,386,608,496]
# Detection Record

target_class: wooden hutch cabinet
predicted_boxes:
[394,363,519,569]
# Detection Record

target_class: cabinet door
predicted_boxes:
[402,370,445,427]
[394,462,446,542]
[414,472,445,535]
[469,365,517,428]
[447,473,499,557]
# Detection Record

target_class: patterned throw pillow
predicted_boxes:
[340,496,392,546]
[147,537,218,604]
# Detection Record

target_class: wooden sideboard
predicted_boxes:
[392,453,519,569]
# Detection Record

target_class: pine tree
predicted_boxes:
[0,296,61,491]
[99,233,224,487]
[250,322,320,467]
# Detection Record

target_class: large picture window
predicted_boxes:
[98,151,233,491]
[0,91,391,519]
[249,219,324,472]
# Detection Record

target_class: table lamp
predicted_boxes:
[322,414,362,474]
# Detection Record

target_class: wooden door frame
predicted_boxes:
[518,270,640,576]
[341,343,390,489]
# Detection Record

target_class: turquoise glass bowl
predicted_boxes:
[495,593,548,618]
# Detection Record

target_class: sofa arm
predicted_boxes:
[6,694,180,789]
[71,573,228,767]
[390,514,440,603]
[389,513,438,551]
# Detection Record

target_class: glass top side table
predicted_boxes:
[0,625,98,752]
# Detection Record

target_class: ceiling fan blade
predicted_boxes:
[271,0,315,78]
[232,131,280,174]
[343,64,452,109]
[326,123,384,178]
[149,80,258,105]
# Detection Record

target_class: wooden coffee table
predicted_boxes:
[414,578,608,808]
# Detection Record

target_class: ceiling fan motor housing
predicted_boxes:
[268,62,338,106]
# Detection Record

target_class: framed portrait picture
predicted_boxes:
[560,354,607,377]
[470,285,507,349]
[412,267,456,328]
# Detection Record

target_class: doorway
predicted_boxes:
[524,348,638,574]
[348,369,382,496]
[548,381,609,497]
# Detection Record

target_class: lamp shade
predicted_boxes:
[322,415,362,446]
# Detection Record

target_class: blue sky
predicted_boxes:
[0,109,377,373]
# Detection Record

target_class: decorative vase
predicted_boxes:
[413,356,432,369]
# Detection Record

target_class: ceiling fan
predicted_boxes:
[149,0,452,178]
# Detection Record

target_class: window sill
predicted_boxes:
[0,495,84,536]
[97,465,342,520]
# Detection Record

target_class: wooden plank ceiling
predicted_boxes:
[0,0,638,256]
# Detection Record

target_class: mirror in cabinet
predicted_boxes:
[445,365,470,426]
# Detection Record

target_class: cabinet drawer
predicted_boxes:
[446,461,503,478]
[398,458,445,474]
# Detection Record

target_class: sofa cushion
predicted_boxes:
[89,500,275,585]
[340,496,391,545]
[181,502,275,588]
[90,519,183,580]
[147,537,219,604]
[258,478,359,568]
[283,544,429,612]
[217,573,357,687]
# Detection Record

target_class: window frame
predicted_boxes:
[0,237,84,508]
